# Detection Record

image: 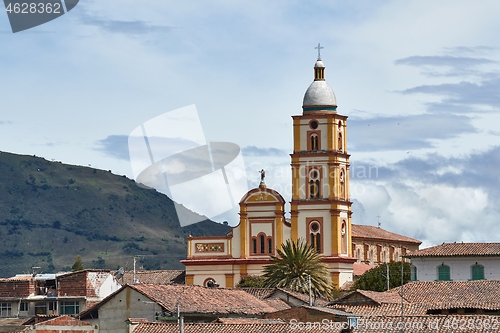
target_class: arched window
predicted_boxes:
[309,221,321,253]
[338,121,343,151]
[203,278,217,287]
[310,133,319,151]
[437,264,451,281]
[267,238,273,254]
[471,264,484,280]
[309,169,320,199]
[252,238,257,254]
[260,234,265,254]
[339,169,345,199]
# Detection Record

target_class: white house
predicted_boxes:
[406,242,500,282]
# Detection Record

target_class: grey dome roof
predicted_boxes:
[302,59,337,111]
[302,80,337,107]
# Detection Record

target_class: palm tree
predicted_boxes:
[262,239,335,299]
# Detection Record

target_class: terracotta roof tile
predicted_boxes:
[387,280,500,306]
[214,318,286,324]
[330,303,428,316]
[407,242,500,257]
[352,225,421,244]
[353,263,377,276]
[351,315,500,332]
[121,270,185,285]
[133,322,339,333]
[263,298,292,311]
[132,284,279,315]
[240,287,275,299]
[331,289,406,306]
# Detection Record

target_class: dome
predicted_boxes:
[302,59,337,112]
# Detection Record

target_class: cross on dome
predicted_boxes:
[315,43,323,60]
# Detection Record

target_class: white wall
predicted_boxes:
[410,256,500,281]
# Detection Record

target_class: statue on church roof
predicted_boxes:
[259,169,265,182]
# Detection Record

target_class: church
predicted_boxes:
[181,52,421,289]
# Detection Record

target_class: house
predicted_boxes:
[329,280,500,316]
[351,225,421,264]
[78,284,282,333]
[406,242,500,281]
[0,270,120,318]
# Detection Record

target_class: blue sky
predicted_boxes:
[2,1,500,247]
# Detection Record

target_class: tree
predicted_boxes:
[71,255,84,271]
[262,239,336,299]
[352,261,411,292]
[236,275,266,288]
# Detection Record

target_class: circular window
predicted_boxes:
[310,222,320,232]
[310,120,318,129]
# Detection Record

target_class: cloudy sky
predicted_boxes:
[1,1,500,247]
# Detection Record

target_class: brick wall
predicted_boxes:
[57,272,87,297]
[27,315,95,333]
[0,279,34,297]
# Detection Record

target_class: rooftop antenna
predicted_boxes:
[133,256,142,284]
[377,215,381,228]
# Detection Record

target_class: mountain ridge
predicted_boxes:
[0,151,230,278]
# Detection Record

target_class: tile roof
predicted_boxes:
[331,289,405,306]
[407,242,500,257]
[214,318,286,324]
[132,284,279,315]
[330,302,428,316]
[133,322,340,333]
[273,288,330,307]
[121,270,185,285]
[263,298,292,311]
[351,315,500,333]
[353,263,377,276]
[241,287,329,307]
[387,280,500,306]
[351,224,421,244]
[240,287,275,299]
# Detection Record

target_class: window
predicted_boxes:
[437,265,451,281]
[411,265,417,281]
[268,238,273,254]
[0,303,11,317]
[310,134,319,151]
[309,221,321,253]
[60,301,79,315]
[35,302,47,315]
[309,169,320,199]
[252,238,257,254]
[20,302,29,312]
[471,264,485,280]
[48,301,57,313]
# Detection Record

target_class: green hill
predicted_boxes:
[0,151,230,278]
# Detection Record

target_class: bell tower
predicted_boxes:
[290,48,354,287]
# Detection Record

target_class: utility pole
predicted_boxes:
[386,263,390,291]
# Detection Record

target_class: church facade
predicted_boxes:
[181,54,420,289]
